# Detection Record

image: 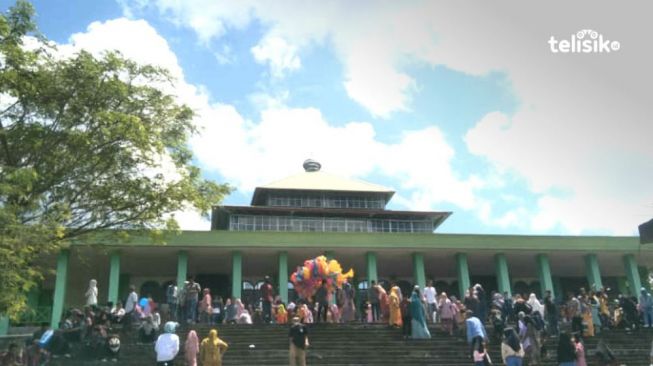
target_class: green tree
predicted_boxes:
[0,1,231,317]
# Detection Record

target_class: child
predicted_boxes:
[473,340,491,366]
[366,302,373,323]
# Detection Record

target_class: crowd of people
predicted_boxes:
[2,276,653,366]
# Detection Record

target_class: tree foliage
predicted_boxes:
[0,1,231,317]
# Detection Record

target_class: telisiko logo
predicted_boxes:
[548,29,620,53]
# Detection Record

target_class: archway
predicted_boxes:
[140,281,164,304]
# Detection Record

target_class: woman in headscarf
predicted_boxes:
[438,292,457,336]
[518,313,540,365]
[409,286,431,339]
[581,297,594,337]
[234,298,245,319]
[85,279,98,307]
[378,285,389,323]
[199,288,212,325]
[302,303,313,324]
[184,330,199,366]
[589,291,601,334]
[527,293,544,316]
[155,322,180,366]
[238,309,253,324]
[501,327,524,366]
[200,329,229,366]
[388,286,402,328]
[528,293,545,330]
[276,303,288,324]
[340,281,356,323]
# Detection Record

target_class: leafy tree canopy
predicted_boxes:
[0,1,231,317]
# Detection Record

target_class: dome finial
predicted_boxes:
[303,159,321,172]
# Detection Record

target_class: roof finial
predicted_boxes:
[303,159,321,172]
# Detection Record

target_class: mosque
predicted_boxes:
[8,159,651,330]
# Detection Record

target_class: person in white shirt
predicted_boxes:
[155,321,180,366]
[423,280,437,323]
[124,285,138,313]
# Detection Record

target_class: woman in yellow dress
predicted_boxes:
[276,303,288,324]
[200,329,229,366]
[581,297,594,337]
[389,286,403,328]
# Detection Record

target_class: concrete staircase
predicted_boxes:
[49,323,653,365]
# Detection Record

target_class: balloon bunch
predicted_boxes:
[290,255,354,299]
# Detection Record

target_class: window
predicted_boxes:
[229,214,432,233]
[347,219,366,232]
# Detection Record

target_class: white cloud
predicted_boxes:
[170,208,211,230]
[118,1,429,117]
[68,18,183,79]
[62,17,480,228]
[251,35,301,77]
[190,104,481,215]
[76,1,653,234]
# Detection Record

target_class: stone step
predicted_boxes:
[50,324,653,366]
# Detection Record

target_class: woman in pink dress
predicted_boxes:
[185,330,199,366]
[199,288,212,324]
[438,293,458,336]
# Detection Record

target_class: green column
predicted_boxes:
[537,254,554,298]
[0,316,8,336]
[278,252,288,304]
[495,253,511,296]
[232,251,242,299]
[51,249,69,328]
[623,254,642,297]
[585,254,603,290]
[617,277,629,296]
[553,276,563,300]
[366,252,378,284]
[107,251,121,305]
[176,251,188,289]
[455,253,470,299]
[412,253,426,290]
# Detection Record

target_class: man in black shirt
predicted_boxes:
[315,282,328,323]
[261,276,274,324]
[368,281,380,322]
[544,290,558,336]
[288,316,309,366]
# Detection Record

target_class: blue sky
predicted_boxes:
[5,0,652,235]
